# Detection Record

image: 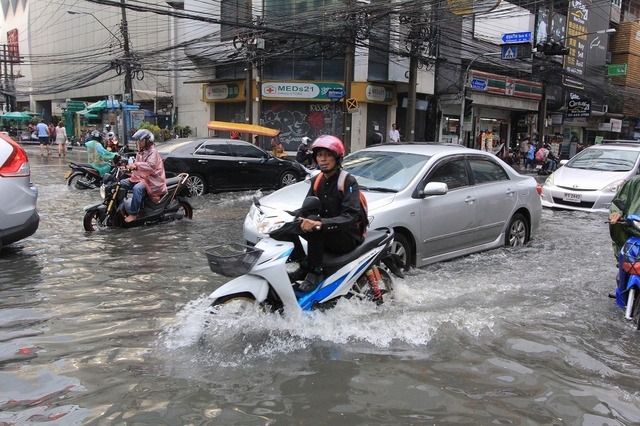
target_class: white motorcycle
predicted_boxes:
[205,197,404,313]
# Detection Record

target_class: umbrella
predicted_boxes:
[1,111,32,120]
[86,100,121,111]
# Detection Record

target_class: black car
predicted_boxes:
[158,138,308,196]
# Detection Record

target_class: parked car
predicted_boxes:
[158,138,308,196]
[540,142,640,213]
[0,135,39,249]
[243,143,542,268]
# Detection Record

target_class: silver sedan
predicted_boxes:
[243,143,541,269]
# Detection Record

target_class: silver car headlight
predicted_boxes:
[257,217,288,234]
[544,174,554,187]
[601,179,624,193]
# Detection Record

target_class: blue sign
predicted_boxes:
[470,78,487,90]
[327,88,345,99]
[501,42,532,60]
[501,32,532,44]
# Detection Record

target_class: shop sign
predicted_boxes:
[566,92,591,118]
[611,118,622,132]
[203,83,240,101]
[261,82,344,100]
[365,85,390,102]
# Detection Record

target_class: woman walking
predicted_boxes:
[55,121,68,157]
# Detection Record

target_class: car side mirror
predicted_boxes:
[418,182,448,198]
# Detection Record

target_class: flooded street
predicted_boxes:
[1,148,640,424]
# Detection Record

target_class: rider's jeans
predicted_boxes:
[121,179,146,215]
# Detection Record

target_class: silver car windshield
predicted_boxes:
[343,150,430,192]
[566,148,640,172]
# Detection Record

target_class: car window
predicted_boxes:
[194,141,233,156]
[468,158,509,184]
[343,150,429,191]
[566,147,640,172]
[232,143,266,159]
[427,158,469,190]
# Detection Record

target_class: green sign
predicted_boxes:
[607,64,627,76]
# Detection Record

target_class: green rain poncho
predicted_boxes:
[609,176,640,258]
[85,140,117,177]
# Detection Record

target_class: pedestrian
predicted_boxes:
[482,129,494,152]
[525,141,535,169]
[296,136,313,166]
[388,123,400,143]
[55,121,68,157]
[519,135,529,166]
[48,122,56,147]
[36,119,50,157]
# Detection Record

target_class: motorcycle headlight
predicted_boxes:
[99,184,106,199]
[257,217,288,234]
[601,179,624,193]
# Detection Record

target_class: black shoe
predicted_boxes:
[288,267,306,283]
[298,271,324,293]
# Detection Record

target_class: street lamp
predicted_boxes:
[67,10,123,49]
[458,51,502,144]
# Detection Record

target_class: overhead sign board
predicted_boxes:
[327,88,345,99]
[502,32,532,43]
[470,78,487,90]
[607,64,628,76]
[501,42,532,60]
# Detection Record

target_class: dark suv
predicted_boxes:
[0,135,39,249]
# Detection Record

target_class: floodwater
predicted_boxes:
[1,148,639,425]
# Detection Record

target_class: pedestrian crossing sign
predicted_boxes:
[502,46,516,59]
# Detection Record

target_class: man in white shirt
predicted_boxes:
[388,123,400,143]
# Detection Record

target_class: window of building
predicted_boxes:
[221,0,249,42]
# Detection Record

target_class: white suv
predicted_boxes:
[0,135,39,249]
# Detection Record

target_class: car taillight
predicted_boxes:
[0,138,30,178]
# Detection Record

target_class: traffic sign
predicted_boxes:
[327,88,345,99]
[501,32,532,44]
[501,42,532,60]
[470,78,487,90]
[346,98,358,111]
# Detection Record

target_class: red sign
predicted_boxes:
[7,29,20,63]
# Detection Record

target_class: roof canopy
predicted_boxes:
[207,121,280,137]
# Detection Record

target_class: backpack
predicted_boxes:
[312,170,369,237]
[535,148,548,162]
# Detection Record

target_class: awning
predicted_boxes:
[86,100,121,111]
[77,109,100,120]
[206,121,280,137]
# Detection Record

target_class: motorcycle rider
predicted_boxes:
[271,135,365,292]
[105,131,119,152]
[609,176,640,258]
[85,130,119,177]
[121,129,167,223]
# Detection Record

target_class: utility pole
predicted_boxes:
[1,45,9,112]
[120,0,133,146]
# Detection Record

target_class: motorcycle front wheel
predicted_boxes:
[83,210,109,232]
[68,172,98,190]
[350,266,394,304]
[210,294,261,315]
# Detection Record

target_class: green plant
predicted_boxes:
[138,121,162,140]
[173,125,193,138]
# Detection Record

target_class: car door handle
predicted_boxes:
[465,196,476,204]
[238,161,248,165]
[197,160,208,163]
[506,188,515,196]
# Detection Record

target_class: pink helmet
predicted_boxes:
[311,135,345,159]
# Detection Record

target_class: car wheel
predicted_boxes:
[390,232,412,270]
[505,213,529,247]
[187,174,207,196]
[279,171,298,188]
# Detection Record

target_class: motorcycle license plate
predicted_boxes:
[562,192,582,203]
[64,171,71,179]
